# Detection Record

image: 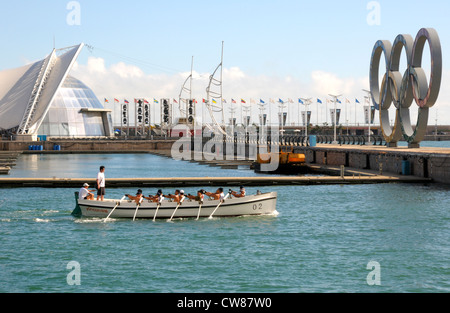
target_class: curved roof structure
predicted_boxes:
[0,44,112,139]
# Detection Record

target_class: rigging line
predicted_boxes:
[85,45,184,74]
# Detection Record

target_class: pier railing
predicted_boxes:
[315,135,385,146]
[212,134,386,147]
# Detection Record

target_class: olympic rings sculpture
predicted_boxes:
[369,28,442,147]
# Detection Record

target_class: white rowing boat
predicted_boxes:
[73,191,277,220]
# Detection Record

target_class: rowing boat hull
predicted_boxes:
[77,192,277,219]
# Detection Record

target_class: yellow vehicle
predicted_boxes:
[255,146,307,173]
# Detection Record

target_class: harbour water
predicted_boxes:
[0,143,449,293]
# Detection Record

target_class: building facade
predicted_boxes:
[0,44,113,140]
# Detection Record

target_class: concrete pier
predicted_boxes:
[0,151,21,175]
[0,173,431,188]
[293,144,450,184]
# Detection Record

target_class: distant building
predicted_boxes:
[0,44,113,140]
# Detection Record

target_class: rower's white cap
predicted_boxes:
[180,190,185,194]
[83,183,89,187]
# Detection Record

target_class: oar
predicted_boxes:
[152,202,161,222]
[168,196,185,222]
[132,198,143,221]
[208,192,231,219]
[104,196,126,221]
[195,201,203,220]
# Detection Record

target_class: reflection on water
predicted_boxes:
[22,154,39,174]
[9,153,264,179]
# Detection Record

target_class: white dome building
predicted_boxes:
[0,44,113,140]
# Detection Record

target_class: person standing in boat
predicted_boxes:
[96,165,106,201]
[79,183,95,200]
[231,186,246,198]
[125,189,144,204]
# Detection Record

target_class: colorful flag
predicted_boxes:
[203,99,206,103]
[317,98,322,104]
[260,99,265,104]
[144,99,149,104]
[278,98,284,103]
[232,99,236,103]
[212,99,217,104]
[124,99,129,104]
[241,99,246,104]
[356,98,360,103]
[114,98,119,103]
[153,99,159,104]
[104,98,109,103]
[298,99,304,104]
[222,99,227,103]
[173,99,178,103]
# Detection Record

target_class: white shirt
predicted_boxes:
[79,187,90,199]
[97,171,105,187]
[219,192,225,201]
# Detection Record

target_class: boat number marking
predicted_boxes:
[252,203,263,210]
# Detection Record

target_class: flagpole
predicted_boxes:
[305,101,307,138]
[120,99,122,137]
[288,99,290,126]
[345,99,349,135]
[202,99,205,128]
[362,89,372,145]
[316,100,319,126]
[328,94,342,144]
[345,99,347,135]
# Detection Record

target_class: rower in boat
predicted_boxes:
[125,189,144,204]
[186,189,206,202]
[230,186,246,198]
[205,188,225,201]
[166,189,185,204]
[144,189,165,203]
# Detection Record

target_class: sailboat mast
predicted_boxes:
[220,41,224,125]
[189,56,193,101]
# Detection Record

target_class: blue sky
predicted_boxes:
[1,0,450,124]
